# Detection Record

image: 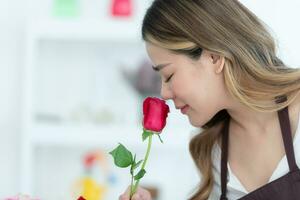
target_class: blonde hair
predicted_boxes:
[141,0,300,199]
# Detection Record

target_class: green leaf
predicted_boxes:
[132,159,143,171]
[142,129,152,141]
[134,169,146,180]
[109,143,133,168]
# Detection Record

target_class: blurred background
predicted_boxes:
[0,0,299,199]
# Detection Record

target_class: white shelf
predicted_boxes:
[31,123,192,150]
[21,1,192,197]
[28,18,142,42]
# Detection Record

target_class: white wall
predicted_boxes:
[240,0,300,67]
[0,0,299,198]
[0,0,26,196]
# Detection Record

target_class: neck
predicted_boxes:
[224,98,278,138]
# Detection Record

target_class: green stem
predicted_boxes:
[129,172,134,197]
[130,133,153,198]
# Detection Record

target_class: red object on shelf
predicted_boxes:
[84,153,97,169]
[111,0,132,17]
[77,196,86,200]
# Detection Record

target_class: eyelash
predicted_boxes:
[164,74,173,83]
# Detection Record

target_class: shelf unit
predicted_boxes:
[31,123,192,150]
[28,18,141,42]
[21,1,197,199]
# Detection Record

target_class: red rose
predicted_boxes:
[143,97,170,132]
[77,196,86,200]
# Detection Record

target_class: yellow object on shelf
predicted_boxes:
[72,150,113,200]
[76,177,107,200]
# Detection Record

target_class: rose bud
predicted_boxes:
[143,97,170,132]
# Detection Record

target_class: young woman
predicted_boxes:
[119,0,300,199]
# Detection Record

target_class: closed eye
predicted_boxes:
[164,74,173,83]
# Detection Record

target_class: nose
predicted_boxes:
[160,82,174,100]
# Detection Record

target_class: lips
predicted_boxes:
[180,105,189,114]
[176,104,187,109]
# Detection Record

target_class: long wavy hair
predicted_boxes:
[141,0,300,199]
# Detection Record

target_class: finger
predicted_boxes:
[131,193,141,200]
[138,188,152,200]
[140,191,151,199]
[119,194,128,200]
[119,186,132,200]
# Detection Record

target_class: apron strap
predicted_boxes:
[219,95,299,199]
[277,106,299,172]
[220,118,230,200]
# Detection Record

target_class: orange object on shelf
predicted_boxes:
[72,150,114,200]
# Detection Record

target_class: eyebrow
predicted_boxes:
[152,63,172,71]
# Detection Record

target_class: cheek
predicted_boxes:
[171,70,202,98]
[187,73,208,102]
[182,73,220,125]
[170,74,192,98]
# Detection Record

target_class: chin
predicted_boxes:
[188,117,204,128]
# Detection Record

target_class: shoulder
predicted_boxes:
[289,91,300,137]
[293,92,300,166]
[290,90,300,112]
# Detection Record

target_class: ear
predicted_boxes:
[211,53,225,74]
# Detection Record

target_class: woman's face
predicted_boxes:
[146,42,228,127]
